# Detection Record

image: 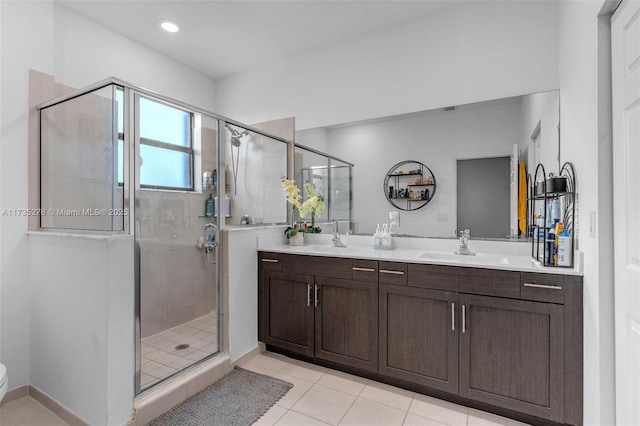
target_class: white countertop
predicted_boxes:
[258,233,583,276]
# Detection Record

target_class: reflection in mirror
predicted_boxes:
[294,144,353,224]
[295,90,559,239]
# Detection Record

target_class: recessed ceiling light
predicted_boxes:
[160,21,180,33]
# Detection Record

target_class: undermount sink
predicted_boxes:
[419,251,510,265]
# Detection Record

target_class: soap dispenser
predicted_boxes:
[373,224,382,247]
[383,223,393,247]
[381,224,390,246]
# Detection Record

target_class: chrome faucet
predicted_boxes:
[332,220,347,247]
[456,229,475,255]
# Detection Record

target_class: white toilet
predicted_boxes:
[0,363,7,403]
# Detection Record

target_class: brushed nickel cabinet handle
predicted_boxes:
[462,304,466,334]
[352,267,376,272]
[523,283,562,290]
[261,259,279,263]
[314,285,319,307]
[451,303,455,331]
[307,284,312,307]
[380,269,405,275]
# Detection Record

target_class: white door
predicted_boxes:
[613,1,640,424]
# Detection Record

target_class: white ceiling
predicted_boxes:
[57,0,452,80]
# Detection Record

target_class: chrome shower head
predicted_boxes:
[226,124,249,147]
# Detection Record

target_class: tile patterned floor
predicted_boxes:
[0,350,532,426]
[141,311,218,389]
[242,352,532,426]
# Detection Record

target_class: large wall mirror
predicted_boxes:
[295,90,559,239]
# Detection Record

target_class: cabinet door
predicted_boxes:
[315,277,378,372]
[459,294,564,422]
[379,284,458,394]
[260,270,315,357]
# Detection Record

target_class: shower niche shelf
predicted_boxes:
[383,160,436,211]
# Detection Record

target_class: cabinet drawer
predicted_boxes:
[458,268,520,299]
[280,254,352,279]
[352,259,378,282]
[521,272,564,304]
[408,264,458,291]
[259,252,282,271]
[379,261,407,285]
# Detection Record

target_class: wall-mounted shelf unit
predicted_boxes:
[529,162,576,268]
[383,161,436,211]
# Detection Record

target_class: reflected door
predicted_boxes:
[457,157,510,239]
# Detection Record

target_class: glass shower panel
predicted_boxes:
[330,160,352,221]
[223,124,287,225]
[40,85,124,231]
[138,106,220,391]
[295,147,329,212]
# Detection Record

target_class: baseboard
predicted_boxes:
[1,385,86,426]
[2,385,29,404]
[29,386,86,426]
[231,344,263,367]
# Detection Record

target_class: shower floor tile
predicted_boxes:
[140,311,218,389]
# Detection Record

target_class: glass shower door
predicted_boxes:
[136,95,220,392]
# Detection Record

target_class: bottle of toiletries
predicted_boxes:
[224,194,231,217]
[557,229,573,266]
[546,227,556,265]
[551,198,562,223]
[205,194,214,217]
[385,224,393,247]
[381,224,390,246]
[554,222,564,266]
[536,204,545,227]
[374,224,382,247]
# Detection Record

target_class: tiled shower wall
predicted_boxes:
[139,190,218,338]
[39,86,124,231]
[224,130,288,225]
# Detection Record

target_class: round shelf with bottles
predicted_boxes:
[383,160,436,211]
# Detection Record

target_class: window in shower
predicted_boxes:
[139,97,193,190]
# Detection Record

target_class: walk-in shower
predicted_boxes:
[37,78,288,394]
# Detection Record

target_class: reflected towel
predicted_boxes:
[518,161,527,235]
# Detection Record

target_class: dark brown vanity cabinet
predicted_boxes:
[380,264,581,425]
[258,252,583,425]
[315,276,378,371]
[458,293,565,423]
[258,252,378,372]
[259,268,315,357]
[379,284,459,394]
